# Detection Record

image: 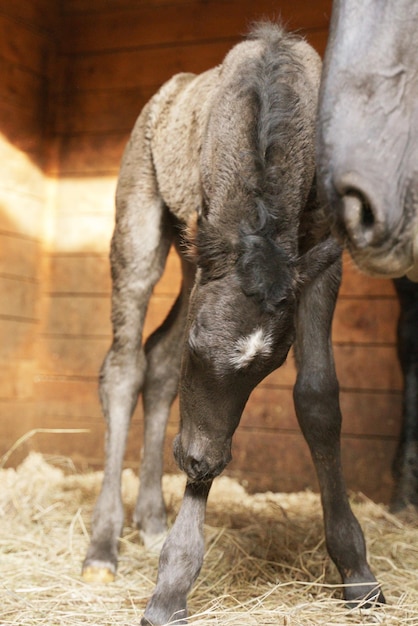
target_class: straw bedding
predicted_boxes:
[2,452,418,625]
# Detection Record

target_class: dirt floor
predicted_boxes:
[2,452,418,625]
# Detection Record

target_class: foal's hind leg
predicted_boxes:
[82,110,173,581]
[293,261,385,606]
[134,253,196,548]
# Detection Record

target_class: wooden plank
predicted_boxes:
[0,0,59,34]
[340,437,397,503]
[40,334,403,392]
[230,430,317,492]
[243,387,402,438]
[0,58,46,111]
[0,360,35,399]
[43,292,178,339]
[0,233,40,280]
[334,345,402,392]
[63,0,332,20]
[0,276,38,320]
[333,297,399,345]
[156,248,182,296]
[0,135,46,200]
[54,133,128,175]
[0,100,45,165]
[49,253,111,294]
[227,432,396,503]
[0,318,37,360]
[48,248,180,296]
[61,1,331,54]
[0,400,35,463]
[44,294,111,336]
[55,176,116,215]
[261,344,402,392]
[0,14,51,75]
[0,186,46,240]
[53,210,114,253]
[61,40,243,92]
[54,87,154,135]
[340,253,396,297]
[37,336,109,376]
[34,377,99,405]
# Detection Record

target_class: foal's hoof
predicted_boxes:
[82,563,116,583]
[344,585,386,609]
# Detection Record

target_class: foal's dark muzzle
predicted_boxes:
[173,433,231,483]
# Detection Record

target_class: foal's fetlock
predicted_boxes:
[141,590,188,626]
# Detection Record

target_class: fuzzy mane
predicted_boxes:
[197,22,309,309]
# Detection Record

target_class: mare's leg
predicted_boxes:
[391,276,418,511]
[82,105,173,581]
[141,480,212,626]
[135,253,196,547]
[293,260,385,605]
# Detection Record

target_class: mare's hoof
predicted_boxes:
[140,530,167,553]
[82,563,116,583]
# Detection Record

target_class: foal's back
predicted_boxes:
[139,22,321,226]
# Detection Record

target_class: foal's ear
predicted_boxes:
[237,235,294,311]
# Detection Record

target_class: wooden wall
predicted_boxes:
[0,0,402,504]
[0,1,59,459]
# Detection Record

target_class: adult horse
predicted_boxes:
[317,0,418,281]
[82,22,384,624]
[317,0,418,511]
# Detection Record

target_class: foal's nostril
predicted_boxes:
[184,455,208,480]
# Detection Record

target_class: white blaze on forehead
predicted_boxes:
[230,327,273,369]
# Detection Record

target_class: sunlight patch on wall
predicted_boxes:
[0,133,117,253]
[53,176,117,253]
[0,133,47,240]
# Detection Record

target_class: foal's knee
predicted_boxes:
[293,373,341,438]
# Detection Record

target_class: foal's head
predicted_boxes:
[174,218,298,483]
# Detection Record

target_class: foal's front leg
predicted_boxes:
[293,261,385,605]
[142,480,212,626]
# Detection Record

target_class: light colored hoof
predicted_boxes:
[140,530,167,553]
[82,565,116,583]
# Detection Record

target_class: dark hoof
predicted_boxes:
[344,585,386,609]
